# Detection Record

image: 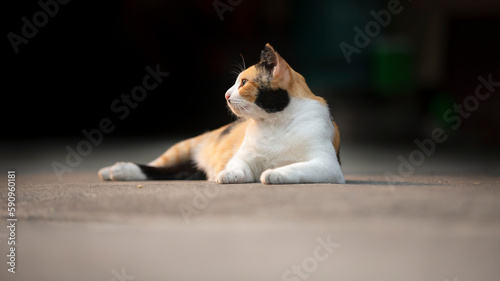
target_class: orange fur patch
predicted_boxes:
[198,120,249,176]
[238,53,326,105]
[287,71,326,104]
[238,81,258,102]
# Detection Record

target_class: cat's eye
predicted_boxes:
[239,79,248,88]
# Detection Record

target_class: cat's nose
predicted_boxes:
[225,92,231,101]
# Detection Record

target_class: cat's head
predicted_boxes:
[224,43,323,119]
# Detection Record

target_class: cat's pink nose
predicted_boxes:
[225,92,231,100]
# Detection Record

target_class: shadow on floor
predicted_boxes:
[346,180,440,186]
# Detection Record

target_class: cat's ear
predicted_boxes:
[260,43,290,83]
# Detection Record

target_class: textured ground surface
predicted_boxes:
[0,139,499,281]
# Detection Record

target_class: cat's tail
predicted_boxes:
[98,135,207,181]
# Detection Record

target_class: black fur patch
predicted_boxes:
[255,87,290,113]
[259,50,277,74]
[256,61,273,77]
[137,162,206,180]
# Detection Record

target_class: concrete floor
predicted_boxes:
[0,138,499,281]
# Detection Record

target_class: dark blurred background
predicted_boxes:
[3,0,500,147]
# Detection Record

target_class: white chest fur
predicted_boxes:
[237,98,338,179]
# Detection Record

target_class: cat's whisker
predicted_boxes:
[227,99,255,118]
[230,68,241,78]
[239,54,246,71]
[230,54,247,78]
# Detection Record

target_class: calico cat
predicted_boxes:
[99,44,345,184]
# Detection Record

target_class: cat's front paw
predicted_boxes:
[260,169,298,184]
[216,170,246,184]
